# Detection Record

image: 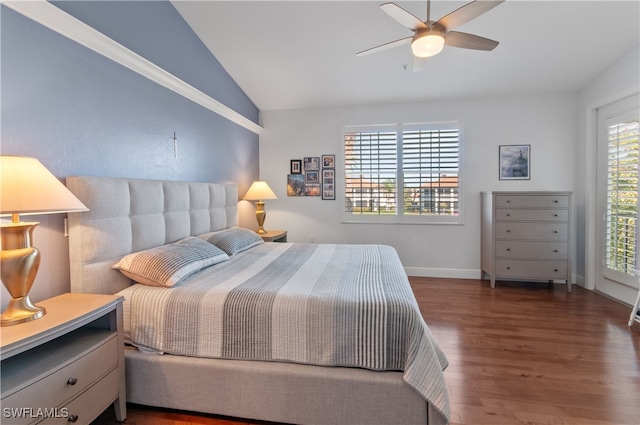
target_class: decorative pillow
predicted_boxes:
[113,237,229,287]
[199,227,264,256]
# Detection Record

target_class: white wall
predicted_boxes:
[576,45,640,302]
[260,94,577,278]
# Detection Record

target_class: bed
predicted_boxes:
[66,176,450,425]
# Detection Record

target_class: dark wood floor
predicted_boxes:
[93,277,640,425]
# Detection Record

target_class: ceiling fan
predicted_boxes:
[357,0,504,71]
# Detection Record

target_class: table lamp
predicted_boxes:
[243,181,277,234]
[0,156,88,326]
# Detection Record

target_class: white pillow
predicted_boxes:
[113,237,229,287]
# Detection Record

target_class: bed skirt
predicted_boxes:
[125,348,446,425]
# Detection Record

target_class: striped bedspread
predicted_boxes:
[127,242,450,420]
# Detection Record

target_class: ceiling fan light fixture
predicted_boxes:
[411,28,445,58]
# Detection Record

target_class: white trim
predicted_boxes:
[3,0,263,136]
[584,86,639,292]
[404,267,481,279]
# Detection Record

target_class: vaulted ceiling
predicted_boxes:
[173,1,640,111]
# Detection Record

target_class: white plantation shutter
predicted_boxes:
[605,117,640,277]
[344,126,398,219]
[343,122,462,224]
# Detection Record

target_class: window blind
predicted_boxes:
[343,122,462,224]
[344,129,397,215]
[402,128,460,216]
[606,119,640,275]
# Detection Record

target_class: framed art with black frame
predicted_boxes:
[290,159,302,174]
[322,168,335,200]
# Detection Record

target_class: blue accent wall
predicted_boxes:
[0,1,260,301]
[1,2,259,186]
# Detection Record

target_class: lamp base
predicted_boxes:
[255,201,267,235]
[1,221,44,327]
[1,296,45,326]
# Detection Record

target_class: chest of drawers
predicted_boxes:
[1,293,126,424]
[481,191,572,292]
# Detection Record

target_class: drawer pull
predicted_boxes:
[67,378,78,386]
[506,213,511,217]
[506,266,511,270]
[506,248,511,251]
[506,229,511,233]
[554,213,559,217]
[506,200,511,203]
[553,249,559,253]
[554,269,559,272]
[554,200,559,203]
[554,230,559,233]
[68,415,79,423]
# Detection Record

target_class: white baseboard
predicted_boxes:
[404,267,482,279]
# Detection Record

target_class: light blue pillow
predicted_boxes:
[200,227,264,256]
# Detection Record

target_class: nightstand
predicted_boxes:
[1,293,126,424]
[260,230,287,242]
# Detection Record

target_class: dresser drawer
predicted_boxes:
[495,194,569,208]
[40,368,119,425]
[496,208,568,222]
[495,222,568,240]
[2,334,117,424]
[495,259,568,279]
[496,241,568,260]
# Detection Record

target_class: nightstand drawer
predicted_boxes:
[40,368,119,424]
[2,332,117,425]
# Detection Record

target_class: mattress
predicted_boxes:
[118,242,449,419]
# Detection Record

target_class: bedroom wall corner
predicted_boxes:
[0,2,260,305]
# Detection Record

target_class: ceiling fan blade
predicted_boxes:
[445,31,499,51]
[356,36,412,57]
[380,2,428,31]
[437,0,504,31]
[412,55,427,72]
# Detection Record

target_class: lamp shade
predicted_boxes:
[243,181,277,201]
[0,156,88,216]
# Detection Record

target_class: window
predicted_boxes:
[605,115,640,278]
[343,122,462,224]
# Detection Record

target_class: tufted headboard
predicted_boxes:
[66,176,238,295]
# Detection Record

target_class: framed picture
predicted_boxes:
[304,157,320,171]
[305,170,319,184]
[499,145,530,180]
[287,174,305,196]
[322,154,335,169]
[305,184,320,197]
[290,159,302,174]
[322,169,335,200]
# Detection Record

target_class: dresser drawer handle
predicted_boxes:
[68,415,79,423]
[506,213,511,217]
[554,213,559,217]
[506,266,511,270]
[506,200,511,203]
[67,378,78,386]
[554,200,559,203]
[553,249,559,253]
[506,229,511,233]
[553,230,559,233]
[554,269,559,272]
[506,248,511,252]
